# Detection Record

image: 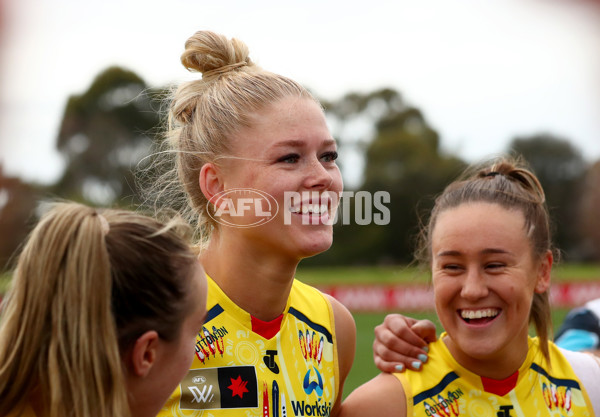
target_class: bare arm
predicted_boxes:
[373,313,437,373]
[339,373,407,417]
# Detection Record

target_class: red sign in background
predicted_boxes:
[317,281,600,312]
[1,281,598,312]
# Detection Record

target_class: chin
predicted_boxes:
[455,336,504,360]
[298,239,333,259]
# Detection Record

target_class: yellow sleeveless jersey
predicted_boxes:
[159,276,339,417]
[395,334,595,416]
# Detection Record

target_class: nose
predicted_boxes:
[460,267,489,300]
[303,157,335,190]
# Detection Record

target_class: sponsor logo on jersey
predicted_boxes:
[303,367,324,397]
[195,325,227,363]
[180,366,258,410]
[290,400,331,417]
[264,349,280,374]
[422,389,463,417]
[496,405,514,417]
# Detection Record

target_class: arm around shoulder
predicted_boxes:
[339,373,407,417]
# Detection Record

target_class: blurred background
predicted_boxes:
[2,0,599,268]
[1,0,600,395]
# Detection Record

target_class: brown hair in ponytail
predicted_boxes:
[415,156,555,362]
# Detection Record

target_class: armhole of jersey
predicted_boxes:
[323,291,340,404]
[559,347,600,415]
[395,372,413,416]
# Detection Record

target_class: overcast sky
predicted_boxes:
[1,0,599,186]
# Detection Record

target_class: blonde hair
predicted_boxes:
[416,156,555,362]
[147,30,317,243]
[0,202,196,417]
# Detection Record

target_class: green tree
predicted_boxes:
[53,66,164,207]
[508,135,587,259]
[577,160,600,261]
[312,89,465,265]
[0,166,39,271]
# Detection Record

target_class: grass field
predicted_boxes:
[0,264,597,398]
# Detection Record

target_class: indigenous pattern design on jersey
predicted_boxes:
[395,334,595,416]
[159,276,339,417]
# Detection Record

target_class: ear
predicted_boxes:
[130,330,160,377]
[534,250,553,293]
[199,163,224,207]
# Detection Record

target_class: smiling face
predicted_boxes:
[214,96,343,259]
[431,202,551,376]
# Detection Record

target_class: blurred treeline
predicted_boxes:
[1,66,600,271]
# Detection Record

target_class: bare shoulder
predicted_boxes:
[325,294,356,338]
[340,373,407,417]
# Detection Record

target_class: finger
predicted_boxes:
[374,354,404,374]
[373,344,428,373]
[410,320,438,344]
[383,314,418,334]
[375,321,428,351]
[373,335,429,373]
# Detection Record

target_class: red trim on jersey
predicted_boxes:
[251,314,283,339]
[480,371,519,396]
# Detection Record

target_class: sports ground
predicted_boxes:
[2,264,599,398]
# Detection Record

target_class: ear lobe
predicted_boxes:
[131,330,160,377]
[200,163,224,207]
[534,250,553,294]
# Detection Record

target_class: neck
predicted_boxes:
[201,233,300,321]
[442,334,530,380]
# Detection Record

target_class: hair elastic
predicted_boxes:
[485,171,501,178]
[202,61,247,79]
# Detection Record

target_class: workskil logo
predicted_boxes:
[180,366,258,410]
[290,400,332,417]
[208,188,279,228]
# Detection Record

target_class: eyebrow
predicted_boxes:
[269,139,337,149]
[436,248,512,257]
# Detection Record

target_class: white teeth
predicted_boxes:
[461,309,499,320]
[292,204,327,215]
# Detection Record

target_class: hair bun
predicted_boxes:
[181,31,252,79]
[477,157,546,203]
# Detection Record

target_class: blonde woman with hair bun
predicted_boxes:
[0,202,207,417]
[150,30,357,417]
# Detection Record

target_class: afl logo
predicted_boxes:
[208,188,279,228]
[192,376,206,384]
